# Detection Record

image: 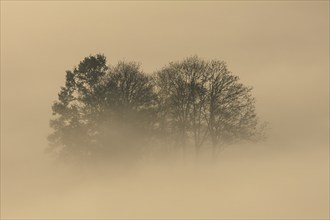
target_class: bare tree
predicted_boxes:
[205,60,258,157]
[154,56,262,158]
[154,56,210,155]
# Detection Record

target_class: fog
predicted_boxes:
[1,1,329,219]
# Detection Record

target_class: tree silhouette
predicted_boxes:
[48,54,265,162]
[154,56,262,157]
[48,55,157,161]
[48,54,108,160]
[205,60,258,156]
[153,56,209,155]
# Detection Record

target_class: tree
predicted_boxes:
[48,54,265,162]
[97,61,158,161]
[205,60,259,157]
[154,56,261,158]
[48,55,157,162]
[48,54,108,161]
[153,56,210,155]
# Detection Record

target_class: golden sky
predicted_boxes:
[1,1,329,219]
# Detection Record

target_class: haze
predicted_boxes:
[1,1,329,219]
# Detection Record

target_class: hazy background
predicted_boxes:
[1,1,329,219]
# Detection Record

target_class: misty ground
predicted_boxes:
[2,137,328,219]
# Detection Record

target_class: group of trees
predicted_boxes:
[48,54,265,162]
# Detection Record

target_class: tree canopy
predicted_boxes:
[48,54,265,162]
